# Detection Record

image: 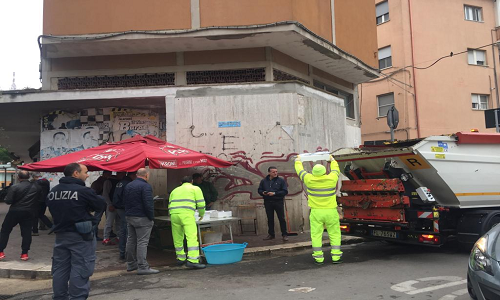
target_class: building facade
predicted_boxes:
[362,0,500,142]
[0,0,379,234]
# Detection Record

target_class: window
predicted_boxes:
[464,5,483,22]
[472,94,488,110]
[376,1,389,25]
[378,46,392,70]
[378,93,395,117]
[468,49,486,66]
[314,80,355,119]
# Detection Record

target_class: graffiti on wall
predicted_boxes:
[198,147,330,201]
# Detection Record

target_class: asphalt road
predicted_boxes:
[7,239,474,300]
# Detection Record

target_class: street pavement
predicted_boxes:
[4,240,473,300]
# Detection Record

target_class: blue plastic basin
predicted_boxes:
[202,243,248,265]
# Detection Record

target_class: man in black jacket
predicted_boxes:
[112,171,136,260]
[258,166,289,241]
[123,168,158,275]
[0,170,41,261]
[47,163,105,300]
[31,172,53,235]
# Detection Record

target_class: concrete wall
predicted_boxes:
[43,0,191,35]
[165,83,347,234]
[361,0,498,142]
[334,0,379,68]
[200,0,333,42]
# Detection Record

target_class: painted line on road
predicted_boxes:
[438,288,468,300]
[406,280,466,295]
[391,276,466,295]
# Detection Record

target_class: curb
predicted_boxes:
[0,237,365,280]
[243,236,365,257]
[0,266,51,280]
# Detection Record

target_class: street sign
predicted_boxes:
[484,108,500,130]
[387,106,399,129]
[387,106,399,142]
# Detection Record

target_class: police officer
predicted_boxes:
[169,176,206,269]
[295,155,342,265]
[47,163,105,300]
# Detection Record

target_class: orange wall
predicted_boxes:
[334,0,378,68]
[200,0,333,42]
[43,0,191,35]
[51,53,177,71]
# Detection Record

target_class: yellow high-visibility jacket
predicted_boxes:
[295,160,340,209]
[169,183,205,216]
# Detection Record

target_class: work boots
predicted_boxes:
[186,261,206,269]
[137,268,160,275]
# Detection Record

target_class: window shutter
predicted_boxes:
[376,1,389,17]
[476,50,485,64]
[378,46,392,60]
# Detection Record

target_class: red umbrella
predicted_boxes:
[19,135,233,172]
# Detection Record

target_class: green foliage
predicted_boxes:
[0,148,13,164]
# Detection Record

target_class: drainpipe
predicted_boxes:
[408,0,421,138]
[491,28,500,133]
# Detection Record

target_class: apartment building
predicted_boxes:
[362,0,500,142]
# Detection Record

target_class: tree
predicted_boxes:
[0,148,13,164]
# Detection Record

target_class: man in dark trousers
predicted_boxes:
[32,172,53,235]
[123,168,158,275]
[47,163,105,300]
[0,170,41,261]
[112,171,136,260]
[258,166,289,241]
[90,170,111,241]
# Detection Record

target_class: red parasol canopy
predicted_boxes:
[19,135,233,172]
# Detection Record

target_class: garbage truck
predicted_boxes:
[332,132,500,247]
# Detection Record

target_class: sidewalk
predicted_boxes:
[0,204,363,279]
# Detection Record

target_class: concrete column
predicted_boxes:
[191,0,201,29]
[41,57,52,90]
[308,65,314,85]
[175,52,187,86]
[165,96,176,143]
[265,47,274,81]
[330,0,336,44]
[353,85,360,126]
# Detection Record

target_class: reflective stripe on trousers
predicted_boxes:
[309,208,342,262]
[170,213,200,263]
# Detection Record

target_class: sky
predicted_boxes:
[0,2,43,90]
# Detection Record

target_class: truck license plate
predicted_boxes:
[372,230,397,239]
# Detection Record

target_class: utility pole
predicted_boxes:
[10,72,16,91]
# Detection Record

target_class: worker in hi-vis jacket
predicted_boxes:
[295,155,342,265]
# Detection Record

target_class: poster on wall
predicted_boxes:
[112,109,160,140]
[40,128,100,160]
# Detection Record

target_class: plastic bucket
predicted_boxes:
[202,243,248,265]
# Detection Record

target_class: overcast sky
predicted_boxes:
[0,2,43,90]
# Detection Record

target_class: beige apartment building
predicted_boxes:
[362,0,500,142]
[0,0,379,234]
